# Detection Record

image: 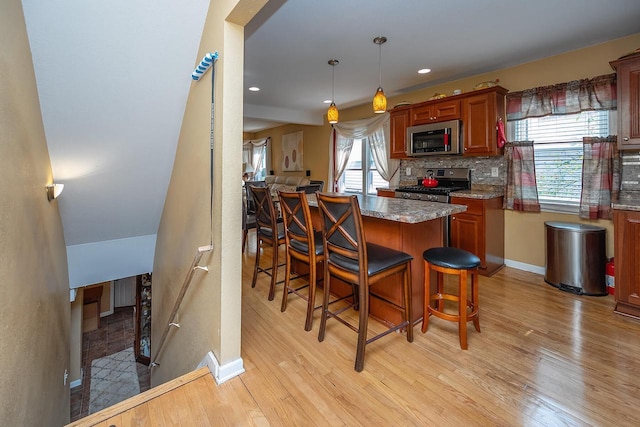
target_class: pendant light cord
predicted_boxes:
[378,43,382,88]
[331,64,335,102]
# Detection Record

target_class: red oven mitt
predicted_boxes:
[497,119,507,148]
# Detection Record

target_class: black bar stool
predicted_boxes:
[316,193,413,372]
[250,185,286,301]
[422,247,480,349]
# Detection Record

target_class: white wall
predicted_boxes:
[67,234,156,288]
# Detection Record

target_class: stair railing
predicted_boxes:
[150,244,213,368]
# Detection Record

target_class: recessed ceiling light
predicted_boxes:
[418,68,431,74]
[323,99,332,104]
[248,86,260,92]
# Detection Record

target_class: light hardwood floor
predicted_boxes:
[240,238,640,426]
[71,234,640,426]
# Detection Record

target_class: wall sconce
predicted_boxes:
[46,183,64,201]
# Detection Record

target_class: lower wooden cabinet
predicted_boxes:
[450,196,504,276]
[377,188,396,198]
[613,210,640,318]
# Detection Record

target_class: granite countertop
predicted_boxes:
[307,193,467,224]
[450,189,503,200]
[612,191,640,211]
[612,203,640,211]
[381,185,503,200]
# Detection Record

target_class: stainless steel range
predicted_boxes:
[395,167,471,246]
[395,168,471,202]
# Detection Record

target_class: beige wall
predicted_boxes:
[255,33,640,268]
[152,0,264,385]
[0,0,71,424]
[255,123,330,183]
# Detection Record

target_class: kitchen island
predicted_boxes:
[307,193,467,326]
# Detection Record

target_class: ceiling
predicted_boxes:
[21,1,640,255]
[243,0,640,131]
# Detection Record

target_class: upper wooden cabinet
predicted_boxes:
[390,107,410,159]
[389,86,507,159]
[611,52,640,150]
[410,100,460,125]
[461,86,508,156]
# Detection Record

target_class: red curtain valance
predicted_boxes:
[507,74,616,121]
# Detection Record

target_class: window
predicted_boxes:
[340,139,388,195]
[243,138,270,180]
[510,110,613,211]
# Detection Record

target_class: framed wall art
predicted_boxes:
[281,131,303,171]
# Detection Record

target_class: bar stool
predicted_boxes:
[316,193,413,372]
[278,190,324,331]
[421,247,480,349]
[250,185,286,301]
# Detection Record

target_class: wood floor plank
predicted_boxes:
[71,234,640,426]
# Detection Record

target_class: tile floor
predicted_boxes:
[70,306,151,422]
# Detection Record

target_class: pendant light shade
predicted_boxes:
[373,87,387,113]
[327,102,339,124]
[327,59,339,124]
[372,36,387,114]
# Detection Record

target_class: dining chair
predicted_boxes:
[278,190,324,331]
[295,183,323,194]
[245,180,266,214]
[242,196,256,253]
[250,185,286,301]
[316,193,414,372]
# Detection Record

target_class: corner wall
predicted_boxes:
[0,0,71,424]
[151,0,265,385]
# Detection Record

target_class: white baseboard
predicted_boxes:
[198,351,245,385]
[504,259,545,276]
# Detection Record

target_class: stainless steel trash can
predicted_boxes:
[544,221,607,296]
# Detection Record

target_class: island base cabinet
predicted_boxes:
[450,196,504,276]
[301,210,445,326]
[614,210,640,319]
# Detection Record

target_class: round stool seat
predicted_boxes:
[423,247,480,270]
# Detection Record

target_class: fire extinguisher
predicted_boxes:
[606,258,615,295]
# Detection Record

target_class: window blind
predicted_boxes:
[512,111,610,205]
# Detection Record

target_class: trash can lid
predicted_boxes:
[544,221,606,232]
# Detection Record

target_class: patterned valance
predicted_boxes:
[507,74,616,121]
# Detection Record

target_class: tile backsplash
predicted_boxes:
[621,152,640,191]
[398,151,640,195]
[399,156,505,187]
[618,152,640,204]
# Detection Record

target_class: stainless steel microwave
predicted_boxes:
[406,119,461,156]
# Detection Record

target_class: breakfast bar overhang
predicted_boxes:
[307,194,467,326]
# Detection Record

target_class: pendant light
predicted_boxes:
[327,59,339,124]
[372,36,387,114]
